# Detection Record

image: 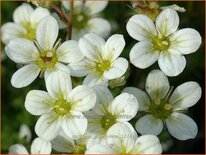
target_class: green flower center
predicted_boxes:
[73,9,90,30]
[53,99,71,116]
[152,35,170,52]
[94,60,111,75]
[101,114,116,130]
[73,144,86,154]
[21,22,36,40]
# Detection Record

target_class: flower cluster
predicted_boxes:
[2,1,202,154]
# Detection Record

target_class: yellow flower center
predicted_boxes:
[53,99,72,116]
[151,35,170,52]
[21,22,36,40]
[73,144,86,154]
[94,60,111,75]
[73,9,90,30]
[101,114,116,130]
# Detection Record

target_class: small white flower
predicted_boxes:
[19,124,32,143]
[2,3,50,44]
[62,1,111,39]
[9,137,51,154]
[85,86,138,140]
[123,69,202,140]
[127,8,201,76]
[86,123,162,154]
[69,33,128,86]
[25,71,96,141]
[5,16,83,88]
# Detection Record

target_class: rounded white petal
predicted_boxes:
[88,18,111,38]
[79,33,105,62]
[13,3,34,24]
[69,85,96,112]
[36,16,58,51]
[11,64,40,88]
[35,113,61,141]
[104,34,125,61]
[170,82,202,110]
[126,14,157,41]
[104,57,128,80]
[158,52,186,77]
[62,1,83,10]
[19,124,32,143]
[122,87,150,111]
[166,112,198,140]
[30,7,50,25]
[86,144,115,154]
[85,1,108,15]
[135,114,163,135]
[83,73,108,87]
[130,135,162,154]
[146,69,170,99]
[56,40,83,63]
[9,144,29,154]
[1,23,26,44]
[130,41,159,69]
[61,112,87,139]
[5,38,38,63]
[156,8,179,36]
[46,71,72,100]
[30,137,52,154]
[170,28,202,54]
[109,93,138,122]
[25,90,54,116]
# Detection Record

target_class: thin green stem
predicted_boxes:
[68,0,74,40]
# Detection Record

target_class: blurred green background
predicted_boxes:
[1,1,205,154]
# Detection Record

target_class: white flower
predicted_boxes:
[2,3,50,44]
[69,33,128,86]
[127,8,201,76]
[62,1,111,39]
[123,69,202,140]
[86,123,162,154]
[9,137,51,154]
[25,71,96,141]
[19,124,32,143]
[5,16,83,88]
[85,86,138,140]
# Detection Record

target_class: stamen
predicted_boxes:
[46,52,53,58]
[164,104,172,110]
[33,40,43,53]
[162,41,168,45]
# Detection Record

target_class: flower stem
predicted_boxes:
[68,0,74,40]
[50,4,67,23]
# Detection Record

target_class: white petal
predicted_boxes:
[104,58,128,80]
[61,112,87,139]
[156,8,179,36]
[83,73,108,87]
[36,16,58,51]
[146,69,170,99]
[62,1,83,10]
[122,87,150,111]
[130,41,159,69]
[126,14,157,41]
[11,64,40,88]
[35,113,61,141]
[85,1,108,15]
[46,71,72,100]
[135,115,163,135]
[5,38,38,63]
[1,23,26,44]
[9,144,28,154]
[160,4,186,12]
[69,85,96,112]
[103,34,125,61]
[166,112,198,140]
[19,124,32,143]
[56,40,84,63]
[170,28,202,54]
[13,3,34,24]
[30,7,50,25]
[109,93,138,122]
[158,52,186,77]
[86,144,115,154]
[130,135,162,154]
[79,33,105,62]
[30,137,52,154]
[88,18,111,38]
[170,82,202,110]
[25,90,54,116]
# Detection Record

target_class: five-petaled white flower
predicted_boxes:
[61,1,111,39]
[5,16,83,88]
[86,123,162,154]
[85,86,138,140]
[69,33,128,86]
[9,137,51,154]
[25,71,96,141]
[127,8,201,76]
[123,69,202,140]
[2,3,50,44]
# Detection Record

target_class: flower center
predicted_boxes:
[101,114,116,130]
[152,35,170,52]
[73,144,86,154]
[21,22,36,40]
[94,60,111,75]
[53,99,71,116]
[73,9,90,30]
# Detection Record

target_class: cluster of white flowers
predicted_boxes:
[2,1,202,154]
